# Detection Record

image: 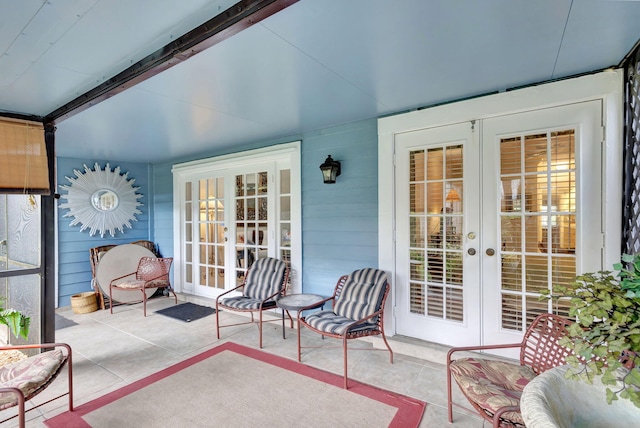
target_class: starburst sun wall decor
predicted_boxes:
[59,163,143,238]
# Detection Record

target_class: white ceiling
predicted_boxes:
[1,0,640,163]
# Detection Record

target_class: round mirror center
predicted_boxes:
[91,189,119,212]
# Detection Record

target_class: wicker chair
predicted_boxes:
[109,257,176,317]
[90,240,160,310]
[297,268,393,389]
[446,313,572,428]
[89,244,117,309]
[0,343,73,428]
[216,257,289,348]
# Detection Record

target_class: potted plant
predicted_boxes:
[542,254,640,408]
[0,297,30,340]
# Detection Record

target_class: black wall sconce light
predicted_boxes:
[319,155,341,184]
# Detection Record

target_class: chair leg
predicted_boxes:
[379,327,394,364]
[342,335,349,389]
[142,289,147,317]
[67,347,74,412]
[17,392,25,428]
[258,310,263,348]
[109,286,114,314]
[297,317,302,362]
[447,360,454,423]
[215,300,221,339]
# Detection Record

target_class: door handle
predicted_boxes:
[467,248,476,256]
[486,248,495,256]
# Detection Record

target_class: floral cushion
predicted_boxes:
[114,279,169,289]
[0,349,65,409]
[449,357,536,426]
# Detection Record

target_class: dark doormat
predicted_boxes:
[155,302,216,322]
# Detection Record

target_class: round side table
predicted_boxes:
[276,294,326,339]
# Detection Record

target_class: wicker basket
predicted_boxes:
[71,292,98,314]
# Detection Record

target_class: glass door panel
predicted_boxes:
[0,194,42,346]
[498,131,575,331]
[196,177,226,291]
[410,145,464,321]
[235,172,269,283]
[483,100,602,349]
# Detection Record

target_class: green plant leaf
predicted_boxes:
[0,309,30,339]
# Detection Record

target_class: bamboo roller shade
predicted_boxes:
[0,118,49,194]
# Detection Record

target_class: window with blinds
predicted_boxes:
[0,118,49,194]
[499,131,574,330]
[409,144,464,321]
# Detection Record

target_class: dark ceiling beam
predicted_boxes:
[45,0,299,124]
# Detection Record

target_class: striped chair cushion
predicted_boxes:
[242,257,287,300]
[303,310,376,335]
[219,297,278,310]
[333,268,387,326]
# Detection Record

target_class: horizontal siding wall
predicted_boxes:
[56,157,151,307]
[301,119,379,295]
[150,118,379,299]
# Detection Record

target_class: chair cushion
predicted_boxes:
[333,268,387,325]
[449,357,536,426]
[0,349,65,409]
[243,258,286,300]
[114,279,170,289]
[220,296,277,310]
[303,310,377,335]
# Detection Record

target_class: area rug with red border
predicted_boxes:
[45,342,425,427]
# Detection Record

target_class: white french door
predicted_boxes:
[480,101,602,347]
[395,101,603,349]
[173,143,301,299]
[395,122,481,345]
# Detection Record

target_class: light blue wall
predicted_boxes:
[300,120,379,295]
[56,118,379,306]
[56,158,151,307]
[149,118,379,298]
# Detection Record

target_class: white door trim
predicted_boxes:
[379,70,623,337]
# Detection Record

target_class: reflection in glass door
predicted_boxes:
[498,131,575,330]
[410,145,464,321]
[198,177,226,290]
[234,172,269,283]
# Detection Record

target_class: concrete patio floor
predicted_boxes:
[2,294,487,427]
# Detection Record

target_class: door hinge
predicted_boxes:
[471,120,476,132]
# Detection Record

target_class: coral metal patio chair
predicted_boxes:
[297,268,393,389]
[216,257,290,348]
[0,343,73,428]
[109,257,177,317]
[446,313,572,428]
